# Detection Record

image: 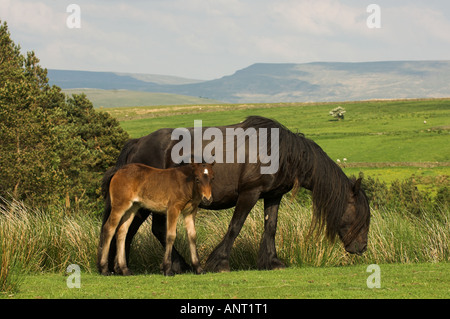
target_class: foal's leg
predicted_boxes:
[184,210,203,274]
[162,206,181,276]
[98,205,128,276]
[114,204,138,276]
[152,213,192,273]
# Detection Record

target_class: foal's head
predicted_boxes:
[191,163,215,206]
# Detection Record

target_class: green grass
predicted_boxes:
[4,263,449,299]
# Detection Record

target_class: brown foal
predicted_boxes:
[97,162,214,276]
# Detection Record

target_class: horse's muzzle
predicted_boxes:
[345,242,367,256]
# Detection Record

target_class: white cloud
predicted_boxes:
[384,5,450,44]
[271,0,365,36]
[0,0,65,34]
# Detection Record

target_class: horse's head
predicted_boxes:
[191,162,215,206]
[338,178,371,255]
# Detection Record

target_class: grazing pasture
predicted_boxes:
[1,98,449,298]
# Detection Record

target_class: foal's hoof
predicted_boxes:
[164,270,175,277]
[121,268,133,276]
[114,265,133,276]
[99,265,112,276]
[194,267,205,275]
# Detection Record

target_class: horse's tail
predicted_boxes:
[101,138,139,225]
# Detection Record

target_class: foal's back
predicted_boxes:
[109,163,192,213]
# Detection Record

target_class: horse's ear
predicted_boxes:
[353,178,362,194]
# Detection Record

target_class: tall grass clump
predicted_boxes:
[0,197,100,293]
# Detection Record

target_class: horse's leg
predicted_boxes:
[152,213,192,273]
[98,206,126,276]
[114,204,138,276]
[205,190,260,272]
[258,195,286,270]
[184,210,203,274]
[162,206,181,276]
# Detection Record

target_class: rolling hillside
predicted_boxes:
[49,61,450,104]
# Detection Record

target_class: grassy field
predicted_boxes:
[5,263,449,299]
[2,98,449,300]
[1,195,448,298]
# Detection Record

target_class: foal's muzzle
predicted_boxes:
[201,195,213,206]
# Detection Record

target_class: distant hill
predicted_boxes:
[48,69,203,88]
[48,61,450,104]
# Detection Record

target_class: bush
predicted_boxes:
[388,178,432,216]
[359,173,438,217]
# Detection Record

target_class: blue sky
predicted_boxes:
[1,0,449,79]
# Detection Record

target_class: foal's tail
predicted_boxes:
[101,138,139,226]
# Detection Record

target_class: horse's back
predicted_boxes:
[127,128,174,168]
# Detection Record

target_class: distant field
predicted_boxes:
[107,99,450,187]
[63,88,222,108]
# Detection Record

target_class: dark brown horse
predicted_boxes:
[97,162,214,276]
[101,116,370,274]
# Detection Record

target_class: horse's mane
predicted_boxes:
[240,116,356,242]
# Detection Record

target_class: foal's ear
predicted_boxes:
[190,162,199,169]
[353,178,362,194]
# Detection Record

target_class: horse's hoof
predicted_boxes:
[271,258,286,270]
[258,257,286,270]
[204,258,230,273]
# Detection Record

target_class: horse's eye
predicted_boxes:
[195,178,200,183]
